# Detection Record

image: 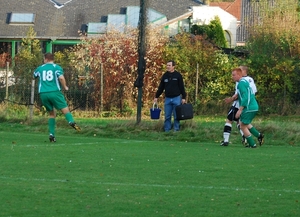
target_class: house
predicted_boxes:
[162,6,237,48]
[209,0,242,21]
[209,0,244,45]
[0,0,203,57]
[0,0,241,59]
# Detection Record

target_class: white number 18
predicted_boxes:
[42,70,54,81]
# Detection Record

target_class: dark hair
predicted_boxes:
[44,53,54,61]
[167,60,176,66]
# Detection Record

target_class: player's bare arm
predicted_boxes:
[59,75,68,91]
[224,94,238,104]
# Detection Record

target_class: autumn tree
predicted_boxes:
[70,27,167,114]
[0,52,11,68]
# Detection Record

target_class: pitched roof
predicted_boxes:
[209,0,241,21]
[0,0,203,39]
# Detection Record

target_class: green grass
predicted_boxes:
[0,117,299,217]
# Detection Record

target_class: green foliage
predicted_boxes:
[54,51,70,70]
[163,33,240,112]
[7,0,300,117]
[191,16,228,48]
[12,27,43,104]
[0,102,29,121]
[246,0,300,115]
[191,24,208,36]
[53,50,79,89]
[13,27,43,79]
[207,17,228,48]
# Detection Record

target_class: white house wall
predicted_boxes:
[192,6,237,47]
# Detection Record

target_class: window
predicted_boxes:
[87,23,107,35]
[224,30,232,48]
[9,13,35,25]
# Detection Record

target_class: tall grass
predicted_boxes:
[0,101,299,146]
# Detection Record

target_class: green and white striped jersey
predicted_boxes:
[33,63,63,93]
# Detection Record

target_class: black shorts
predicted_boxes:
[227,106,239,122]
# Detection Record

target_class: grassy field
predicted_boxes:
[0,117,299,217]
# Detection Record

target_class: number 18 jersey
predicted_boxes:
[33,63,63,93]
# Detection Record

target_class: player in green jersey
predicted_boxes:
[221,66,258,147]
[33,53,80,142]
[232,68,264,148]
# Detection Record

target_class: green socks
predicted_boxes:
[246,135,256,147]
[65,112,74,123]
[49,112,75,136]
[249,127,260,138]
[48,118,55,136]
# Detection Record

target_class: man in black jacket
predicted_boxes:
[154,60,186,132]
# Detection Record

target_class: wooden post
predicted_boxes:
[195,63,199,102]
[5,62,9,100]
[136,0,148,124]
[29,79,35,120]
[100,63,103,112]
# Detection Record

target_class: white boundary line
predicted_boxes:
[25,142,102,147]
[3,140,214,147]
[24,140,147,147]
[0,140,150,147]
[0,176,299,193]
